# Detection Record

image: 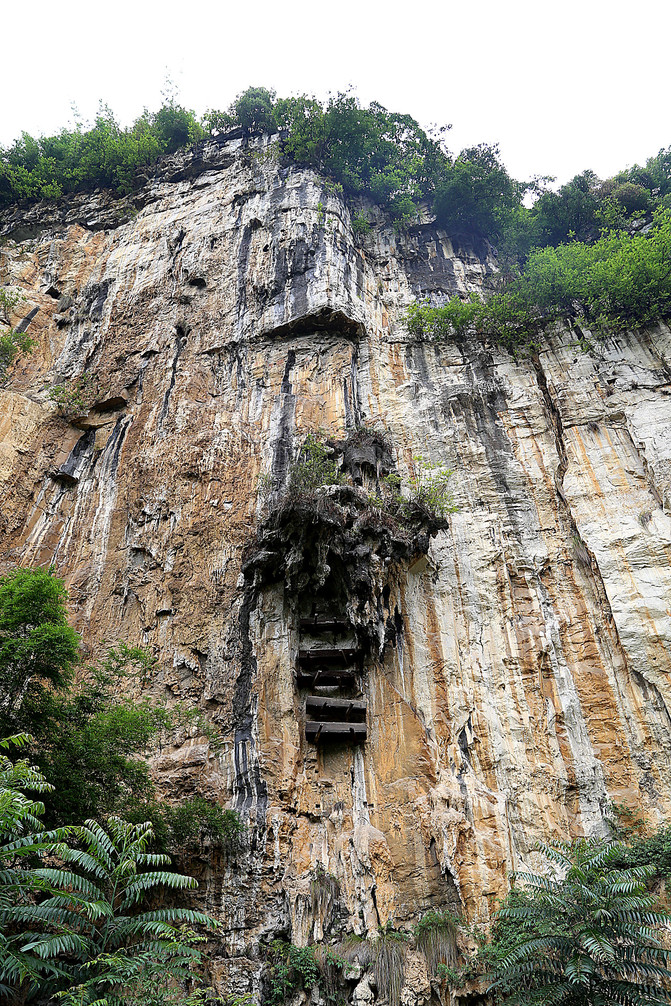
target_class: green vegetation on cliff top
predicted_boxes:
[407,209,671,351]
[1,87,670,349]
[3,87,669,246]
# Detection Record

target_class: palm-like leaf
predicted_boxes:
[1,741,217,1006]
[488,838,671,1005]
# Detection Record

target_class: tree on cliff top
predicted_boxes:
[488,838,671,1006]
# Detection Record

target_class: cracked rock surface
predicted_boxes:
[2,135,671,1000]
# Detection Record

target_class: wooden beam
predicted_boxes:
[306,696,366,720]
[299,618,350,633]
[305,720,367,742]
[296,669,357,687]
[298,648,359,667]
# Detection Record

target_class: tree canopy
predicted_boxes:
[0,567,80,724]
[2,86,670,255]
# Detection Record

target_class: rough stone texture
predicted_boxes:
[2,135,671,1001]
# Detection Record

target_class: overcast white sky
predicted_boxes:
[2,0,669,186]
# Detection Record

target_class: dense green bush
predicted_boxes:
[406,209,671,350]
[0,101,203,208]
[432,144,520,240]
[0,566,80,723]
[266,941,320,1005]
[163,797,244,854]
[612,825,671,878]
[0,568,233,860]
[271,91,446,227]
[607,804,671,879]
[529,170,601,246]
[4,636,162,828]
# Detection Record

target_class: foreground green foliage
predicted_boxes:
[407,209,671,350]
[0,568,239,856]
[0,566,80,721]
[39,816,216,1006]
[487,840,671,1006]
[0,744,218,1006]
[0,735,72,997]
[2,635,163,828]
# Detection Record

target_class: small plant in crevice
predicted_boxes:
[49,372,99,418]
[310,863,341,932]
[265,940,320,1005]
[0,325,33,380]
[0,287,24,323]
[366,457,457,525]
[372,923,409,1006]
[607,799,649,838]
[571,532,592,568]
[352,210,371,236]
[343,420,394,456]
[287,432,344,496]
[333,925,409,1006]
[407,455,458,517]
[414,908,460,975]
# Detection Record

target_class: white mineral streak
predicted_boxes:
[1,136,671,998]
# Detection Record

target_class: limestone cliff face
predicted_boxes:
[2,135,671,1001]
